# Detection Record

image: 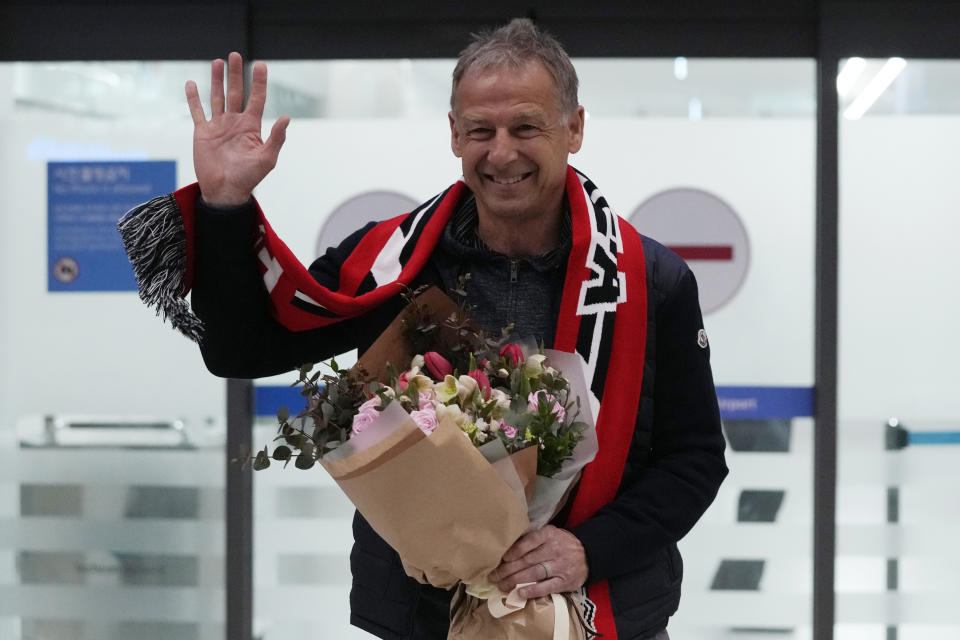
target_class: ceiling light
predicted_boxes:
[836,57,865,97]
[843,57,907,120]
[674,57,688,81]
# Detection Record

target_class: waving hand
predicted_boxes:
[185,52,290,207]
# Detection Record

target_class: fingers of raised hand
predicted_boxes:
[185,80,205,125]
[226,51,244,113]
[246,61,268,120]
[262,116,290,166]
[210,58,225,116]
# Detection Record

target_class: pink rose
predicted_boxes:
[528,391,565,423]
[418,391,436,410]
[424,351,453,379]
[351,397,381,435]
[467,369,492,400]
[501,423,518,438]
[499,343,524,367]
[398,370,411,390]
[410,409,439,434]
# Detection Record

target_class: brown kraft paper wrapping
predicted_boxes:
[449,586,590,640]
[321,415,530,589]
[352,286,463,383]
[508,444,538,502]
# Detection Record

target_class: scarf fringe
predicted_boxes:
[117,193,203,342]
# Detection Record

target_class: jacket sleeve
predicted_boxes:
[190,197,377,379]
[571,265,728,583]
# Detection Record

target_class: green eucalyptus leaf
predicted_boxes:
[300,441,315,459]
[273,445,292,461]
[321,402,335,420]
[294,455,315,470]
[253,448,271,471]
[276,406,290,422]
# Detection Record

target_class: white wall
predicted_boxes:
[0,114,225,436]
[839,116,960,422]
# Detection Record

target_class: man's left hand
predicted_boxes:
[488,525,589,598]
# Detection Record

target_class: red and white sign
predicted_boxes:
[629,188,749,314]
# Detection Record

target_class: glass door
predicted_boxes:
[0,61,227,640]
[838,58,960,640]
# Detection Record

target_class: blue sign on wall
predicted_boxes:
[715,386,814,420]
[47,160,176,291]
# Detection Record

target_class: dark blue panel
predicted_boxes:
[254,385,310,418]
[715,386,814,419]
[48,160,176,292]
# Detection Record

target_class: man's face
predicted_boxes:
[449,61,584,226]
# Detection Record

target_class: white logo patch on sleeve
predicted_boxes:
[698,329,709,349]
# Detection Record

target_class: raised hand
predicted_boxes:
[185,52,290,207]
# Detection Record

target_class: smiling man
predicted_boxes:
[120,17,727,640]
[449,55,583,258]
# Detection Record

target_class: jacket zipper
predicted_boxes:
[510,260,518,283]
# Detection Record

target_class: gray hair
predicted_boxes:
[450,18,579,115]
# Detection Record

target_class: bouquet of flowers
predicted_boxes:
[255,288,587,477]
[249,287,599,638]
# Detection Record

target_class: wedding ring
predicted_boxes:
[539,561,553,580]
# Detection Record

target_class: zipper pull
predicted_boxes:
[510,260,518,283]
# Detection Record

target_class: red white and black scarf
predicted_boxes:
[119,165,647,639]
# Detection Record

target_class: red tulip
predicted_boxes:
[423,351,453,379]
[499,343,524,367]
[468,369,492,400]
